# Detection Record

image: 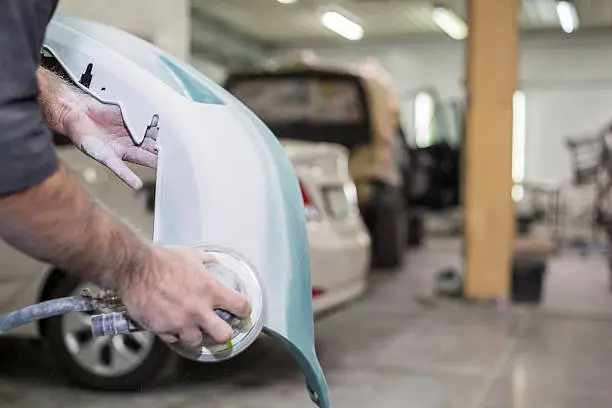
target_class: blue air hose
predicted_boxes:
[0,296,96,335]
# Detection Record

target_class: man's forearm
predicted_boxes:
[0,164,150,291]
[37,67,81,135]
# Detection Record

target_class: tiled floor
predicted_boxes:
[407,237,612,318]
[2,238,612,408]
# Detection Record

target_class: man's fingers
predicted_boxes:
[102,155,144,190]
[158,333,179,344]
[213,281,252,319]
[199,311,233,344]
[83,143,144,190]
[196,250,220,265]
[140,137,158,154]
[177,328,204,348]
[124,147,158,169]
[196,252,251,319]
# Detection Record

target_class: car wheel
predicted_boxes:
[43,275,178,391]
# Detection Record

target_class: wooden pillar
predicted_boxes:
[463,0,519,300]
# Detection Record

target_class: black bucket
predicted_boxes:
[511,258,547,304]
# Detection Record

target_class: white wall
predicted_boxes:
[297,33,612,186]
[56,0,191,61]
[520,35,612,185]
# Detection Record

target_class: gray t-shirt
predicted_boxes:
[0,0,60,194]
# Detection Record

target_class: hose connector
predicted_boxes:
[90,312,141,337]
[80,288,124,310]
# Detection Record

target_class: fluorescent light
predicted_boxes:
[415,91,435,148]
[556,1,579,33]
[320,11,363,41]
[277,0,297,4]
[512,90,526,184]
[512,185,524,202]
[432,7,468,40]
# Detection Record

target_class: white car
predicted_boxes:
[0,137,370,389]
[281,140,371,315]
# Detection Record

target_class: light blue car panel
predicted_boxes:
[43,14,329,408]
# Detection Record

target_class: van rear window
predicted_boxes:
[228,77,364,125]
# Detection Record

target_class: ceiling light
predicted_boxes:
[432,6,468,40]
[320,10,363,41]
[556,1,579,33]
[277,0,297,4]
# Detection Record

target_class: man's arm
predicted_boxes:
[0,156,249,345]
[0,2,143,289]
[36,66,80,137]
[0,165,148,292]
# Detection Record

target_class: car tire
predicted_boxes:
[407,213,424,247]
[372,207,406,268]
[42,275,179,391]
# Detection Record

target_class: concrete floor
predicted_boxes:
[2,240,612,408]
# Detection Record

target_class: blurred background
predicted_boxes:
[4,0,612,407]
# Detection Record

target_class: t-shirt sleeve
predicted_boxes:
[0,1,60,195]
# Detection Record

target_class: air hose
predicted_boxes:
[0,296,97,334]
[0,293,235,336]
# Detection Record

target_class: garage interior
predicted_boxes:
[4,0,612,407]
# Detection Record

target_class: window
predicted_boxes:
[512,90,526,201]
[229,77,364,125]
[414,91,435,148]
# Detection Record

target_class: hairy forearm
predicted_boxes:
[36,66,81,135]
[0,165,150,291]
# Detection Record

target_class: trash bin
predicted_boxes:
[511,258,547,304]
[435,267,463,298]
[516,214,534,236]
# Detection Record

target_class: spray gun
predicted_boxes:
[89,245,266,362]
[0,245,265,364]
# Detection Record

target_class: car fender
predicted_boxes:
[43,14,329,408]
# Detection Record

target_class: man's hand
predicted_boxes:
[37,68,157,190]
[62,97,158,190]
[120,246,252,346]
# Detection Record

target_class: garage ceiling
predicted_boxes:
[192,0,612,46]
